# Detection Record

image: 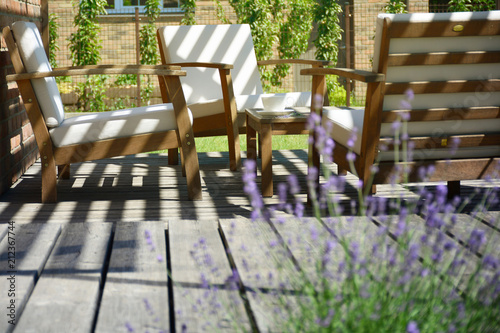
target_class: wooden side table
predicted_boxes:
[245,108,310,197]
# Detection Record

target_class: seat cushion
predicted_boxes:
[11,21,65,128]
[50,104,192,147]
[323,107,500,161]
[188,92,311,118]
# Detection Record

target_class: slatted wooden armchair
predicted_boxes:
[4,21,202,202]
[302,11,500,198]
[157,24,332,171]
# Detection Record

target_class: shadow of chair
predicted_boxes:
[4,21,202,203]
[303,11,500,199]
[157,24,332,171]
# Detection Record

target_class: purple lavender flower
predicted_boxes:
[294,201,305,218]
[287,174,300,194]
[306,111,322,131]
[243,159,264,219]
[225,269,240,291]
[467,229,486,252]
[347,128,358,149]
[407,321,420,333]
[315,309,335,327]
[483,254,499,270]
[125,322,135,332]
[392,119,402,133]
[394,207,408,237]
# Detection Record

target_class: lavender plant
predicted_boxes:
[233,91,500,332]
[161,88,500,332]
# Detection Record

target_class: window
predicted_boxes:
[105,0,183,14]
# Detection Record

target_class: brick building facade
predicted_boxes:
[0,0,46,197]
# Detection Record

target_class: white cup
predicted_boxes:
[261,95,287,112]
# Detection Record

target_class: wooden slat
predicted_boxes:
[258,59,334,67]
[381,106,500,122]
[168,219,251,332]
[385,79,500,95]
[373,158,500,184]
[388,51,500,66]
[6,65,185,81]
[15,223,112,333]
[389,20,500,38]
[0,224,61,333]
[380,134,500,150]
[53,131,180,164]
[95,222,170,332]
[165,62,233,70]
[301,67,385,83]
[219,218,303,332]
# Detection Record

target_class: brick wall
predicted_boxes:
[0,0,44,197]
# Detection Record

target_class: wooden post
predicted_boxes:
[41,0,49,59]
[345,3,351,108]
[135,7,141,107]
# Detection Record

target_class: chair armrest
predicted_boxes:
[6,65,186,81]
[166,62,234,70]
[301,67,385,83]
[258,59,335,67]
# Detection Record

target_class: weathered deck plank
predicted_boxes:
[95,222,170,333]
[168,219,251,332]
[0,223,61,333]
[219,218,304,332]
[0,151,498,332]
[14,223,112,333]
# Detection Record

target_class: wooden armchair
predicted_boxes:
[157,24,332,171]
[4,21,202,203]
[303,11,500,198]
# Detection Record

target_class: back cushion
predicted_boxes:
[372,11,500,138]
[11,21,65,128]
[158,24,263,104]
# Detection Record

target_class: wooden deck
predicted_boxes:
[1,150,499,332]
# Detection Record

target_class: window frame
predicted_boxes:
[105,0,184,14]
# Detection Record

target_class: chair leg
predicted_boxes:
[307,136,321,205]
[58,164,70,179]
[41,158,57,203]
[447,180,460,200]
[181,144,202,200]
[179,146,186,177]
[168,148,179,165]
[338,166,348,176]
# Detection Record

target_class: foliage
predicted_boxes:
[76,75,109,112]
[327,76,351,107]
[68,0,108,111]
[49,13,71,85]
[68,0,107,66]
[384,0,408,14]
[139,0,161,105]
[448,0,496,11]
[178,0,342,92]
[181,0,197,25]
[214,0,231,24]
[48,13,59,69]
[140,0,160,65]
[313,0,343,63]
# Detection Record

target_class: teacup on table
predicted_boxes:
[261,95,287,112]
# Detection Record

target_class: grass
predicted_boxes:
[155,134,308,153]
